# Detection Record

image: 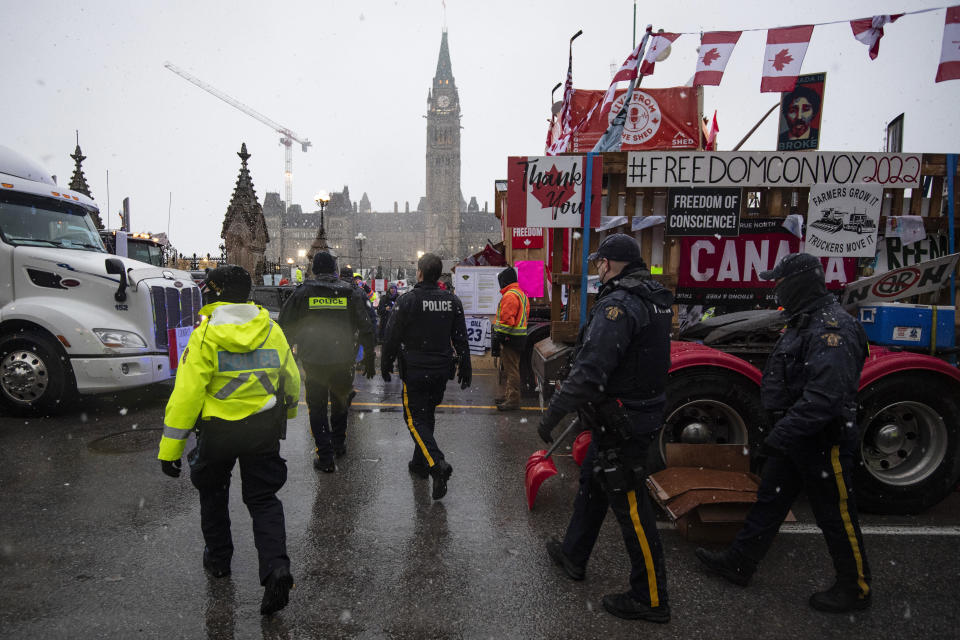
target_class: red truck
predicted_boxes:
[533,309,960,515]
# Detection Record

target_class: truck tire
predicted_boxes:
[0,331,75,416]
[652,370,766,469]
[855,374,960,514]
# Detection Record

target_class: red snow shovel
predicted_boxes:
[525,418,582,510]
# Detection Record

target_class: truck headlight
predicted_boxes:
[93,329,147,348]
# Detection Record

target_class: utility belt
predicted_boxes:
[581,395,662,493]
[398,349,456,380]
[196,402,288,461]
[769,410,849,447]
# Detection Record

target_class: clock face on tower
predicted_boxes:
[437,95,450,109]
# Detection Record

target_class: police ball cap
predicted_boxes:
[759,252,822,281]
[587,233,642,263]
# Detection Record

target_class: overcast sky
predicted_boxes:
[3,0,957,255]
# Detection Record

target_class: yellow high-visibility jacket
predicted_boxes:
[157,301,300,461]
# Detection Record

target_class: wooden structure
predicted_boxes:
[497,152,960,345]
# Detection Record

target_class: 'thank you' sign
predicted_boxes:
[507,155,604,229]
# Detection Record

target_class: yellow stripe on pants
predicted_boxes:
[402,382,435,467]
[830,445,870,597]
[627,489,659,607]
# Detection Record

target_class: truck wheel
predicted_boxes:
[652,371,765,469]
[856,374,960,514]
[0,331,75,416]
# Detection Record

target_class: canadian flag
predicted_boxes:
[702,111,719,150]
[760,25,814,93]
[936,6,960,83]
[639,32,681,76]
[694,31,741,86]
[594,26,653,125]
[850,14,902,60]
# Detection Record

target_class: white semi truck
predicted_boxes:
[0,146,201,414]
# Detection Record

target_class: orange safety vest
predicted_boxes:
[494,283,529,337]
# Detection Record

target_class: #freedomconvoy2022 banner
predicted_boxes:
[626,151,922,189]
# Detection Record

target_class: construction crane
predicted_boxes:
[163,61,311,262]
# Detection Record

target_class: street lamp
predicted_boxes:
[314,191,330,231]
[355,232,367,273]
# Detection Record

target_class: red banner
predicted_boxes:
[506,155,603,229]
[512,226,544,249]
[566,87,700,152]
[676,218,856,306]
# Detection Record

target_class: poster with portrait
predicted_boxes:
[777,73,826,151]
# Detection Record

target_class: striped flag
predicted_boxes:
[760,25,814,93]
[546,41,576,155]
[936,6,960,83]
[694,31,742,86]
[850,14,902,60]
[639,32,681,76]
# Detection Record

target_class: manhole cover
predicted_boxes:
[88,428,163,454]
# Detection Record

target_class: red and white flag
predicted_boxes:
[760,25,814,93]
[595,26,653,126]
[694,31,741,86]
[702,111,719,150]
[639,32,681,76]
[850,14,903,60]
[936,6,960,83]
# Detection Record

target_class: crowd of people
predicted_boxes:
[157,235,870,623]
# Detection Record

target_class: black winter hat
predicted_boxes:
[759,252,822,281]
[313,251,337,274]
[498,266,518,288]
[203,264,252,303]
[587,233,643,263]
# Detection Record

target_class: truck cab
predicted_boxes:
[99,230,166,267]
[0,146,200,414]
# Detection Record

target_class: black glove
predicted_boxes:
[381,365,392,383]
[537,419,556,444]
[759,439,785,459]
[363,356,376,379]
[161,459,182,478]
[457,364,472,389]
[490,333,502,357]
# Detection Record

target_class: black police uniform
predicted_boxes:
[730,291,871,599]
[541,263,674,615]
[278,272,374,466]
[381,281,471,493]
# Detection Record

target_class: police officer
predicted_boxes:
[381,252,471,500]
[278,251,375,472]
[696,252,871,613]
[537,234,674,624]
[158,265,300,616]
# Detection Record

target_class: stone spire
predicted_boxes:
[307,204,330,264]
[222,143,269,280]
[69,144,102,229]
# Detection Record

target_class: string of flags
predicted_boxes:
[548,5,960,155]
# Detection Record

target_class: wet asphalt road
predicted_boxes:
[1,370,959,639]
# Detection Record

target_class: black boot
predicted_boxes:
[601,592,670,623]
[430,461,453,500]
[809,582,871,613]
[313,457,335,473]
[202,547,231,578]
[408,459,430,479]
[545,535,585,581]
[260,566,294,616]
[695,547,752,587]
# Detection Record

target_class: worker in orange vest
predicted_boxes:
[492,266,529,411]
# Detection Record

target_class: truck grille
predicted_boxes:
[150,285,202,349]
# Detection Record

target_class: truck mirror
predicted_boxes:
[105,257,128,302]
